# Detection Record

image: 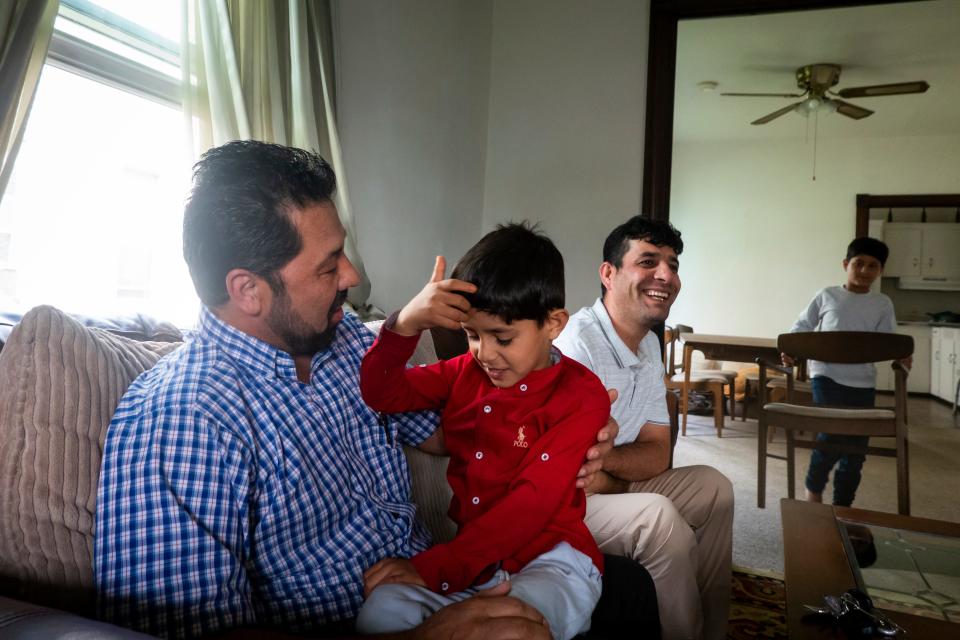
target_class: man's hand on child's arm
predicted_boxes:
[363,558,427,597]
[394,256,477,336]
[576,389,619,490]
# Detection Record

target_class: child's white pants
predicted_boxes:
[356,542,602,640]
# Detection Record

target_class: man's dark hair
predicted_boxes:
[846,237,889,267]
[183,140,337,306]
[601,216,683,296]
[451,222,564,325]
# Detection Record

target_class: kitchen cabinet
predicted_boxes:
[875,324,931,394]
[883,223,960,279]
[931,327,960,404]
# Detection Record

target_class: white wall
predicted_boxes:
[333,0,493,312]
[482,0,650,311]
[335,0,651,313]
[669,134,960,337]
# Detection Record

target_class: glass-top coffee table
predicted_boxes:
[780,499,960,638]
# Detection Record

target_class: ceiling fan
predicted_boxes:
[721,63,929,125]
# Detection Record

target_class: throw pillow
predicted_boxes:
[0,306,181,614]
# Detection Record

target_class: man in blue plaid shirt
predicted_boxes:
[94,141,556,639]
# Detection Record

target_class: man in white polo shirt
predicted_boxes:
[555,216,733,640]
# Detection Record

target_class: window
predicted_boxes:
[0,1,198,327]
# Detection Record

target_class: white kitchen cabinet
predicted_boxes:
[923,226,960,279]
[876,324,931,393]
[931,327,960,403]
[883,226,923,277]
[883,223,960,279]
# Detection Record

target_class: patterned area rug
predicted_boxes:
[728,568,787,640]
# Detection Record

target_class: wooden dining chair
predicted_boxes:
[663,325,733,437]
[667,324,739,438]
[756,331,913,515]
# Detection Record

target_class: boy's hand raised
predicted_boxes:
[394,256,477,336]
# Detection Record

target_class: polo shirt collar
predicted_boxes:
[590,297,642,369]
[198,307,308,382]
[479,346,564,396]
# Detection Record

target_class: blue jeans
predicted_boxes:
[803,376,875,507]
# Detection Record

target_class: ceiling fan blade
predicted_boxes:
[721,92,804,98]
[837,81,929,98]
[832,99,874,120]
[751,102,802,125]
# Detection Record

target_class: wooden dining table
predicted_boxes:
[680,333,780,434]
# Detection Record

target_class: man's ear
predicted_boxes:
[225,268,267,316]
[545,308,569,340]
[842,258,850,271]
[599,262,615,293]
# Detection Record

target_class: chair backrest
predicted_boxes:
[663,326,676,375]
[778,331,913,364]
[674,323,693,337]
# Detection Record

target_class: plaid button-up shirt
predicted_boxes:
[95,308,437,638]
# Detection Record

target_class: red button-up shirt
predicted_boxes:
[360,323,607,594]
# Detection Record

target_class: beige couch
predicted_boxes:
[0,306,455,638]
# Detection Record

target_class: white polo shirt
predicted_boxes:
[555,297,670,446]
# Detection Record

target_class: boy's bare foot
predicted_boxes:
[805,489,822,503]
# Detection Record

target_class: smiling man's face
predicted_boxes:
[601,238,681,332]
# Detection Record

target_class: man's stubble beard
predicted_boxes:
[267,287,348,357]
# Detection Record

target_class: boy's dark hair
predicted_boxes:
[183,140,337,306]
[451,222,564,325]
[601,216,683,296]
[846,237,889,267]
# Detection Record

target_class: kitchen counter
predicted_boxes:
[898,320,960,328]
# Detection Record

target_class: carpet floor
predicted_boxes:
[675,395,960,574]
[728,569,786,640]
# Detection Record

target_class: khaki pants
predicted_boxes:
[585,465,733,640]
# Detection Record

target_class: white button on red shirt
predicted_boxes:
[475,451,483,460]
[483,405,491,414]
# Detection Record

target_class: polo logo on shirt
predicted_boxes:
[513,426,529,448]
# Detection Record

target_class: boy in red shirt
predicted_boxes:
[357,223,609,639]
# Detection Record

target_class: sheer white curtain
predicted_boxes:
[181,0,371,306]
[0,0,59,202]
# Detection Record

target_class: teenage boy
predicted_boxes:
[787,236,905,507]
[357,224,609,640]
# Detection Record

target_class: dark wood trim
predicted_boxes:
[642,0,927,221]
[856,193,960,237]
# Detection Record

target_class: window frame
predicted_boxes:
[47,0,181,107]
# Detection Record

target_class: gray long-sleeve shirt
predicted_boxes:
[790,285,897,388]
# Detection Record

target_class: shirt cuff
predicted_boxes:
[410,543,475,594]
[376,311,424,356]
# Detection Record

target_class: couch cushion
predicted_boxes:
[0,306,181,614]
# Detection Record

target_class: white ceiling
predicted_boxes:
[673,0,960,141]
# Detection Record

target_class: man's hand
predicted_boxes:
[781,352,795,367]
[394,256,477,336]
[407,582,550,640]
[363,558,427,597]
[898,356,913,370]
[576,389,619,490]
[580,468,628,496]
